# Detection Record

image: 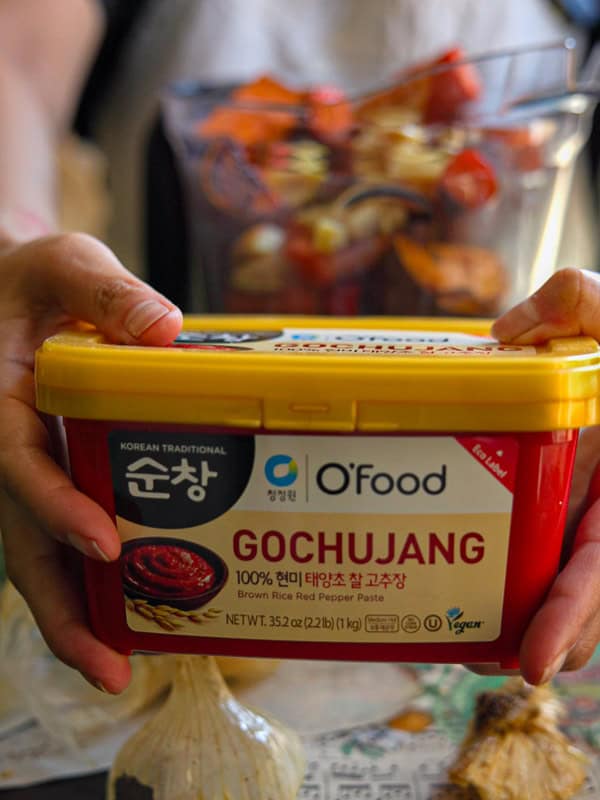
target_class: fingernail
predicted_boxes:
[83,674,108,693]
[124,300,171,338]
[539,649,568,684]
[66,533,111,562]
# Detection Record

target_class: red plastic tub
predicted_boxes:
[34,316,600,668]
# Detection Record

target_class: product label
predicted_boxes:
[109,432,518,644]
[174,328,537,357]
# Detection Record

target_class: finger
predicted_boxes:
[491,268,600,344]
[2,497,131,693]
[565,427,600,537]
[518,495,600,685]
[560,457,600,671]
[0,398,120,560]
[14,233,182,345]
[562,612,600,672]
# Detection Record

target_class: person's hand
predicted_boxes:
[490,267,600,685]
[0,232,182,693]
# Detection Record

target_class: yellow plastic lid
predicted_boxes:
[35,315,600,432]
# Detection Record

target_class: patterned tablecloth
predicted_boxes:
[2,653,600,797]
[296,658,600,800]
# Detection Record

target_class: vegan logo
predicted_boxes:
[445,607,463,628]
[445,606,484,636]
[264,454,298,487]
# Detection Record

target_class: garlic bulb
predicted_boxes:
[448,677,588,800]
[107,655,305,800]
[215,656,280,685]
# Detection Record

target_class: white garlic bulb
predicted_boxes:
[107,655,305,800]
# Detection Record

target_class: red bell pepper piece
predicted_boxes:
[307,85,354,142]
[439,148,498,209]
[286,227,386,287]
[414,47,482,124]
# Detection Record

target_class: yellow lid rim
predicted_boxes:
[34,317,600,431]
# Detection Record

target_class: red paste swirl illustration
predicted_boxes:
[122,543,217,599]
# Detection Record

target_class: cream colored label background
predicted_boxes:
[121,510,510,643]
[243,435,513,514]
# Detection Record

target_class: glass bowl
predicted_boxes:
[161,38,599,317]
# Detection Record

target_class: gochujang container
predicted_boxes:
[35,316,600,668]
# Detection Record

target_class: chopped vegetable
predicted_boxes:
[394,236,506,314]
[231,74,304,105]
[307,85,354,141]
[440,149,498,209]
[198,107,297,146]
[420,47,482,124]
[287,226,386,286]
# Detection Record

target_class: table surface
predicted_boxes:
[0,773,106,799]
[3,658,600,798]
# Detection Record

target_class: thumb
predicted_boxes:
[18,233,182,345]
[491,268,600,345]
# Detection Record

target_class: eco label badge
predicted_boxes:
[109,432,517,644]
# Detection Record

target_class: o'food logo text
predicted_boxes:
[315,461,446,497]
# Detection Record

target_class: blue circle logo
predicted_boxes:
[265,454,298,487]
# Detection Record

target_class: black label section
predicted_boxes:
[108,431,255,528]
